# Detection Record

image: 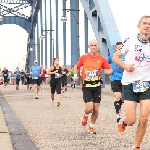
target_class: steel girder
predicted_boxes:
[0,0,33,33]
[0,3,31,20]
[80,0,121,57]
[0,0,32,4]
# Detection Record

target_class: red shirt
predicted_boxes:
[76,53,111,80]
[41,69,46,78]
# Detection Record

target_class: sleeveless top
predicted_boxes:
[51,66,62,80]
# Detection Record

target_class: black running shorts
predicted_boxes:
[4,77,8,83]
[62,77,67,87]
[111,80,122,92]
[27,77,32,84]
[16,79,20,85]
[50,79,61,94]
[32,78,41,86]
[122,83,150,102]
[82,86,101,103]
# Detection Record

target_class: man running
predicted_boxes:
[14,67,21,90]
[2,67,8,86]
[113,15,150,150]
[74,39,112,134]
[69,66,76,91]
[61,65,69,93]
[48,58,62,107]
[30,60,41,99]
[26,66,32,89]
[40,65,46,92]
[107,42,124,122]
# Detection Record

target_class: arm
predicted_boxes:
[113,50,126,69]
[30,67,32,75]
[113,38,135,72]
[102,57,112,76]
[47,66,56,75]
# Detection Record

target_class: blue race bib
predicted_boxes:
[132,81,150,92]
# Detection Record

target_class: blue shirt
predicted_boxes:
[14,71,21,79]
[30,66,41,78]
[107,55,125,81]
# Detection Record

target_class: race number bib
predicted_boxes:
[29,76,31,78]
[4,74,7,76]
[32,77,38,79]
[62,71,66,74]
[55,73,60,78]
[86,70,98,81]
[132,81,150,92]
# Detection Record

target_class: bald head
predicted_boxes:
[89,39,99,45]
[88,39,99,54]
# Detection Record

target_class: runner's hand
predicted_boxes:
[104,69,112,75]
[124,64,135,72]
[74,76,78,82]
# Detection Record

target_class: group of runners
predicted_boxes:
[73,15,150,150]
[1,15,150,150]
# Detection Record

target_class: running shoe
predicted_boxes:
[88,126,96,134]
[118,119,126,132]
[57,102,61,107]
[132,147,140,150]
[82,114,88,126]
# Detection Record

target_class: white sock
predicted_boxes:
[90,123,94,127]
[84,113,89,117]
[117,114,121,119]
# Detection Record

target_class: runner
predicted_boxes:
[61,65,69,93]
[30,60,41,99]
[2,67,8,87]
[107,42,124,122]
[14,67,21,90]
[7,73,11,85]
[74,39,112,134]
[113,15,150,150]
[48,58,62,107]
[45,66,49,85]
[26,66,32,89]
[40,65,46,92]
[69,66,76,91]
[20,69,26,85]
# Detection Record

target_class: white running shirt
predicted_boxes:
[120,36,150,85]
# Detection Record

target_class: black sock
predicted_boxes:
[123,121,127,126]
[114,101,121,114]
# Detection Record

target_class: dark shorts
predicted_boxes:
[82,86,101,103]
[71,78,73,82]
[122,83,150,102]
[40,77,46,84]
[4,77,8,83]
[111,80,122,92]
[50,79,61,94]
[16,79,20,85]
[32,78,41,86]
[27,77,32,84]
[62,77,67,86]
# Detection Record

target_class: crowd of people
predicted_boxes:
[1,15,150,150]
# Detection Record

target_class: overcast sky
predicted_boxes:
[0,0,150,71]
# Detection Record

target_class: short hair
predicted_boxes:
[116,42,122,46]
[53,57,59,61]
[139,15,150,24]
